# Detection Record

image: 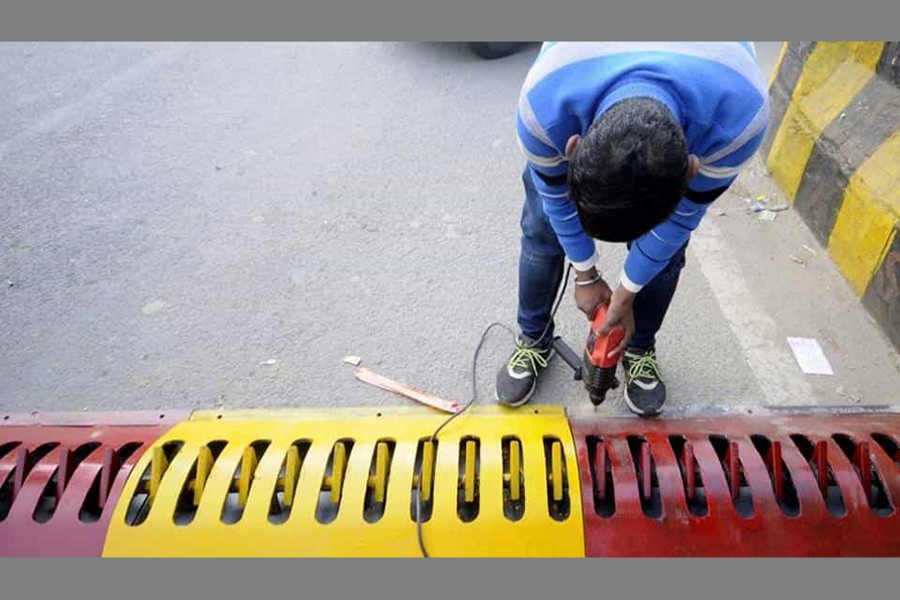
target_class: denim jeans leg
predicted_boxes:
[516,168,566,347]
[627,241,688,351]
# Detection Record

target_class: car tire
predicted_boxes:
[469,42,527,60]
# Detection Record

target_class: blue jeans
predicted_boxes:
[517,168,687,350]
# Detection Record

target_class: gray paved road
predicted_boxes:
[1,42,898,415]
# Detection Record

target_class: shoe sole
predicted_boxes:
[495,383,536,408]
[495,348,556,408]
[623,384,663,418]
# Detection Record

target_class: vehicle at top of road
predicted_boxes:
[469,42,530,59]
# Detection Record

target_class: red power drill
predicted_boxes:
[582,303,626,406]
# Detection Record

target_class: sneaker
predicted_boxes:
[495,337,555,407]
[622,348,666,417]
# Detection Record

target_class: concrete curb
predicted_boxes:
[764,42,900,349]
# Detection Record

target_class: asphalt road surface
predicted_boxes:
[1,42,898,416]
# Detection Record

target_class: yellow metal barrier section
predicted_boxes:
[102,406,584,557]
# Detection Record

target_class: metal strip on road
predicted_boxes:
[101,406,585,557]
[570,412,900,556]
[0,414,184,557]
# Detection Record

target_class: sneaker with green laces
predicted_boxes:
[495,337,555,407]
[622,347,666,417]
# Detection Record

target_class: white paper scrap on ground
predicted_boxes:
[787,337,834,375]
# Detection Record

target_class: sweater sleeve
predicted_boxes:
[620,125,767,292]
[515,107,598,270]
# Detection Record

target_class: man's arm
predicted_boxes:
[598,122,768,356]
[618,126,767,293]
[516,106,598,273]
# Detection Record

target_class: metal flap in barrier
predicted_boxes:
[102,406,585,557]
[0,410,188,557]
[569,413,900,556]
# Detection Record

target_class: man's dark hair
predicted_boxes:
[568,97,689,242]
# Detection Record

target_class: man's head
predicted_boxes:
[566,97,700,242]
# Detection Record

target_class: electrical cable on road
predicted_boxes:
[414,264,574,557]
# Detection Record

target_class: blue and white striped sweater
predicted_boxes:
[515,42,769,292]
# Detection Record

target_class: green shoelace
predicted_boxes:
[508,345,550,373]
[626,351,662,382]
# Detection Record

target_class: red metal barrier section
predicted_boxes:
[0,411,187,557]
[570,412,900,556]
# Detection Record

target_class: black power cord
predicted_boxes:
[414,263,573,557]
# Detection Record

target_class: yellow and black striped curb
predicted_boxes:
[764,42,899,349]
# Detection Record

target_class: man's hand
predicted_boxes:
[573,267,612,319]
[597,285,636,358]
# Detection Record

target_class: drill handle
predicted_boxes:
[588,304,627,368]
[551,337,583,381]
